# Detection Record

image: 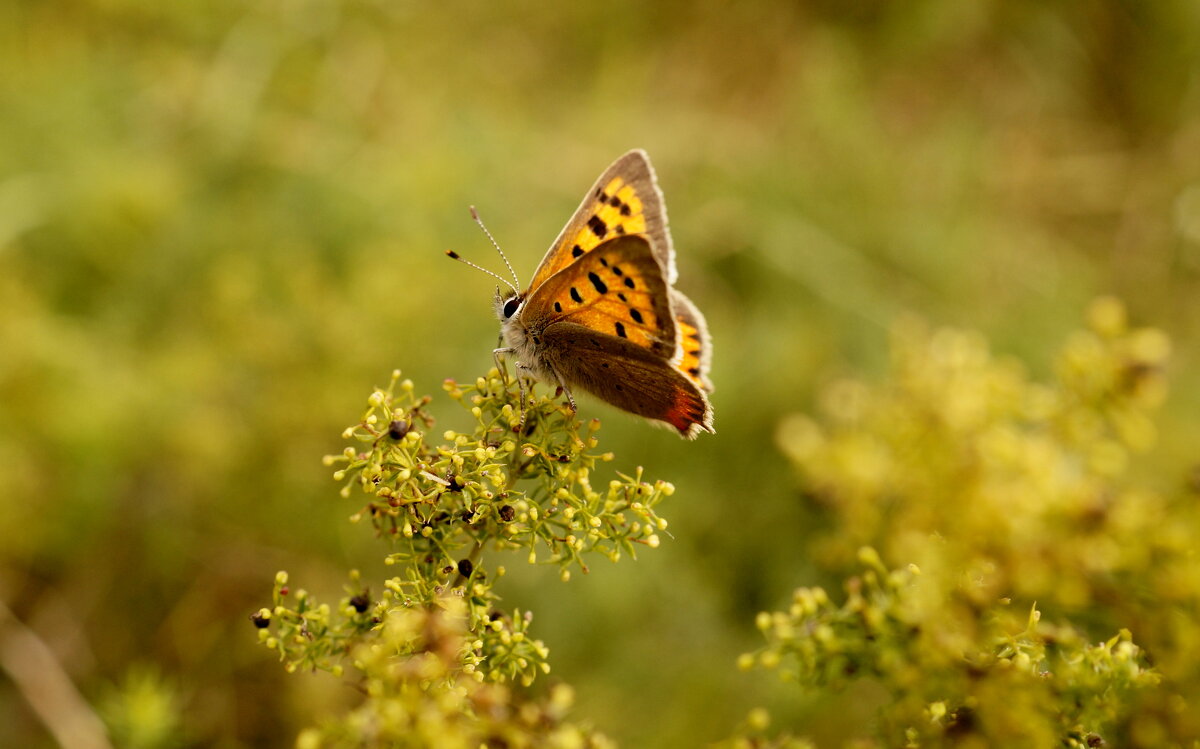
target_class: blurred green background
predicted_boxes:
[3,1,1200,746]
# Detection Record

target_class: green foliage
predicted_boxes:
[255,370,671,742]
[5,2,1200,746]
[729,299,1199,747]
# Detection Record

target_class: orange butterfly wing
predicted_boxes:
[528,150,676,292]
[522,234,676,359]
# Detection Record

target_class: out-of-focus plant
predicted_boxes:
[733,550,1158,747]
[253,368,672,745]
[728,299,1199,747]
[777,297,1171,604]
[288,598,611,749]
[96,666,184,749]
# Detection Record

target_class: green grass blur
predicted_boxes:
[2,1,1199,746]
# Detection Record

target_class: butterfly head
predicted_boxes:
[494,288,525,322]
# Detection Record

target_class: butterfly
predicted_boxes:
[450,150,714,439]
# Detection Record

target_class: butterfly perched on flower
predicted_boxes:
[449,150,714,439]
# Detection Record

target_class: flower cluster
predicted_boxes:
[291,597,614,748]
[339,369,672,577]
[732,298,1194,746]
[739,548,1158,746]
[775,298,1171,608]
[254,368,674,741]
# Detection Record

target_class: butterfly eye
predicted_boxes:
[502,297,520,319]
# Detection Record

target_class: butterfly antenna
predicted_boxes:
[470,205,522,291]
[444,249,519,295]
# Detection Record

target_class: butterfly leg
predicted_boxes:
[513,362,537,432]
[493,347,515,385]
[546,364,577,413]
[493,347,532,431]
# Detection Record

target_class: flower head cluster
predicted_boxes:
[739,548,1158,746]
[291,597,614,748]
[255,367,675,740]
[775,297,1171,613]
[732,299,1194,746]
[336,369,673,577]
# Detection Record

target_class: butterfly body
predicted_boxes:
[487,150,714,439]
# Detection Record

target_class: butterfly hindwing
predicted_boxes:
[670,289,714,394]
[540,321,713,439]
[522,235,676,359]
[529,150,676,291]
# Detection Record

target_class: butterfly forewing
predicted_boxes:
[530,150,676,291]
[522,235,676,358]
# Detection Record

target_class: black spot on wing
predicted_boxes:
[615,322,627,338]
[615,225,626,235]
[688,367,701,376]
[612,265,623,276]
[570,287,583,304]
[554,301,562,313]
[588,272,608,294]
[572,245,583,258]
[624,277,635,289]
[630,309,644,324]
[587,215,607,239]
[608,195,621,208]
[617,292,627,302]
[620,203,631,216]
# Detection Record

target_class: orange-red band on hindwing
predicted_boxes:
[663,385,708,436]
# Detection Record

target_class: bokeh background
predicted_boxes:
[3,1,1200,746]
